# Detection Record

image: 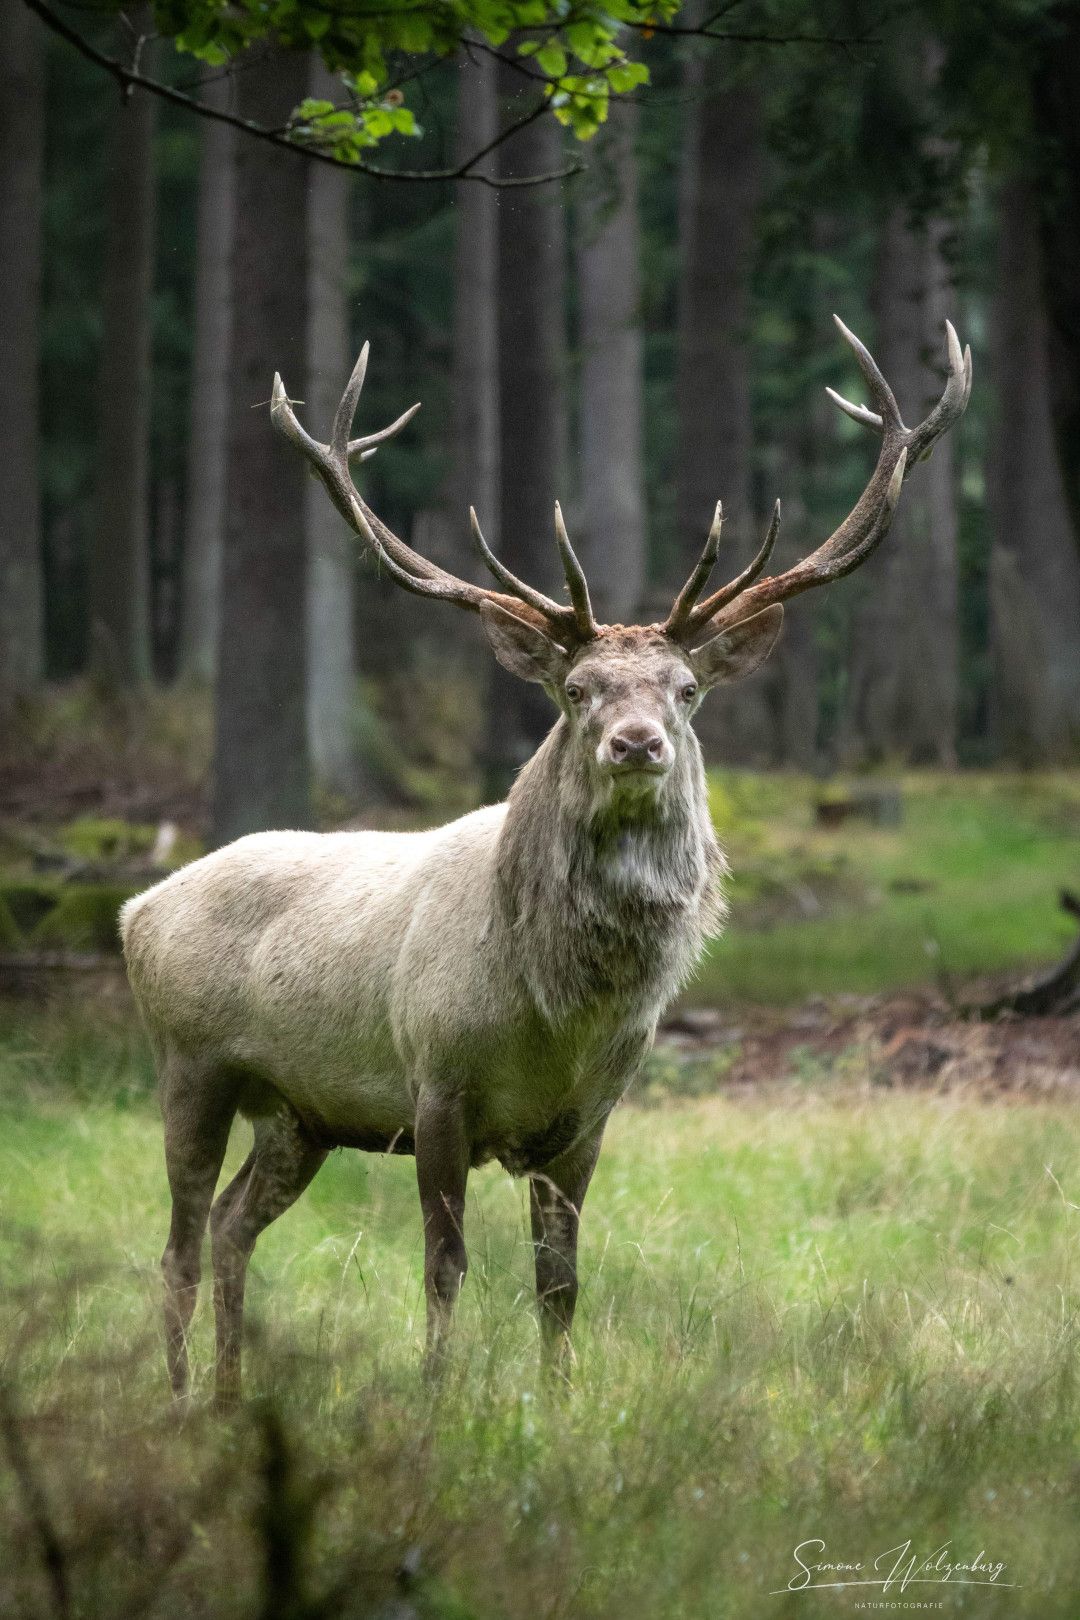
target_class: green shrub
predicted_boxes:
[0,878,61,935]
[0,892,23,950]
[30,883,136,954]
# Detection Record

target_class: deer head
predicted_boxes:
[271,317,971,793]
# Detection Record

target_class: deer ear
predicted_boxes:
[690,604,784,689]
[479,602,569,685]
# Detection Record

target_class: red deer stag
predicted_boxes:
[122,319,971,1402]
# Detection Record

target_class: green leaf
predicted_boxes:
[363,106,395,138]
[534,41,567,77]
[606,60,648,93]
[566,20,599,57]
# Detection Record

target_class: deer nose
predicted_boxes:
[606,725,669,769]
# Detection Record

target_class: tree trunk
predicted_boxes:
[1033,2,1080,555]
[484,84,568,798]
[844,205,959,765]
[894,210,959,764]
[988,176,1080,763]
[0,0,45,695]
[764,457,820,770]
[452,49,500,548]
[213,47,311,843]
[402,48,501,759]
[179,75,235,685]
[305,59,361,797]
[89,24,157,687]
[675,74,767,762]
[577,103,646,624]
[391,48,504,783]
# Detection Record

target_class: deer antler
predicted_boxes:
[271,347,599,648]
[663,316,972,644]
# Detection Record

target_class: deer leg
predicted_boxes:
[414,1085,470,1379]
[209,1102,326,1409]
[529,1126,604,1373]
[160,1055,238,1402]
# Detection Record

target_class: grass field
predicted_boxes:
[3,1004,1080,1618]
[701,770,1080,1004]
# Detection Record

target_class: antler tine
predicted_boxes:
[554,503,598,638]
[469,508,572,623]
[831,314,905,432]
[824,388,883,431]
[272,346,598,644]
[348,402,423,462]
[326,342,425,466]
[664,318,970,643]
[330,343,370,461]
[271,373,323,462]
[905,319,971,463]
[664,503,723,637]
[680,500,782,635]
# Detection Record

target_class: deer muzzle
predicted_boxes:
[600,722,674,776]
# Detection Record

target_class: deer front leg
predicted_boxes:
[414,1084,470,1379]
[529,1125,603,1373]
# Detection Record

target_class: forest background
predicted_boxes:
[3,0,1080,848]
[4,8,1080,1615]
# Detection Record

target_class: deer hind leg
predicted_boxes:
[209,1099,326,1408]
[160,1053,239,1402]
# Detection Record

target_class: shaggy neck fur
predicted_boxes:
[495,717,727,1024]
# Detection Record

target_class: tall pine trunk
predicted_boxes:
[213,48,311,842]
[0,0,45,695]
[988,176,1080,762]
[89,27,157,687]
[179,76,235,685]
[305,60,360,796]
[577,104,645,623]
[675,73,767,762]
[764,438,821,768]
[409,50,501,736]
[844,205,959,765]
[484,85,568,797]
[1033,3,1080,554]
[452,50,500,545]
[412,48,504,776]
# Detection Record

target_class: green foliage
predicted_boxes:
[0,893,23,951]
[0,880,62,938]
[55,816,157,863]
[31,882,136,954]
[140,0,679,147]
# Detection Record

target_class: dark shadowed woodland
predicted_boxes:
[1,0,1080,1616]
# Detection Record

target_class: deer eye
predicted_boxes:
[565,682,584,704]
[680,682,698,703]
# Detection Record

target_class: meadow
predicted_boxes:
[3,1000,1080,1618]
[702,771,1080,1004]
[1,771,1078,1618]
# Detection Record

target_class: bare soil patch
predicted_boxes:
[660,986,1080,1097]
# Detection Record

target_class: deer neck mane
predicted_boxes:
[494,718,727,1022]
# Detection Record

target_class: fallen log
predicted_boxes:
[969,890,1080,1019]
